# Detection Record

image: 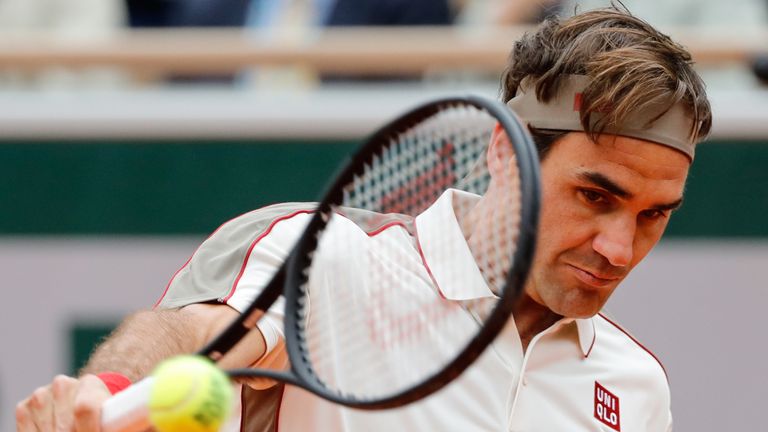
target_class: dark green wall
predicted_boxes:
[2,139,767,237]
[0,140,357,235]
[70,324,115,374]
[667,141,768,237]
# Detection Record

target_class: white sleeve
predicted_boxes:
[225,212,312,354]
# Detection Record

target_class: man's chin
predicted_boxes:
[560,309,601,319]
[549,296,605,319]
[525,280,609,318]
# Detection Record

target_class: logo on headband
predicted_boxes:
[573,93,583,112]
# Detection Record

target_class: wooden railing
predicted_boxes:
[0,27,764,75]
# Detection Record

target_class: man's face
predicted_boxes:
[525,132,690,318]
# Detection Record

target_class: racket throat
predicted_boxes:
[199,266,287,360]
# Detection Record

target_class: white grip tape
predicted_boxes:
[101,376,154,432]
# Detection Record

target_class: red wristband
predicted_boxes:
[96,372,132,395]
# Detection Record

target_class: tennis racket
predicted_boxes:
[101,95,540,429]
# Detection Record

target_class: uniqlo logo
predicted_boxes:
[594,381,621,431]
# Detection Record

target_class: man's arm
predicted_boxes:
[16,303,267,432]
[80,307,206,380]
[81,304,266,379]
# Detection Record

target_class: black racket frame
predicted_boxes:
[200,95,541,409]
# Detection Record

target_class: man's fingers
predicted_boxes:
[73,374,111,432]
[14,385,55,432]
[51,375,79,431]
[16,396,37,432]
[30,386,55,431]
[15,374,111,432]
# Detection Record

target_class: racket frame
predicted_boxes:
[207,96,541,409]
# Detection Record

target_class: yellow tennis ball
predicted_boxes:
[148,355,233,432]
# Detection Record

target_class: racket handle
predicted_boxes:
[101,377,154,432]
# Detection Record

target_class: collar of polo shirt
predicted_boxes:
[416,188,596,357]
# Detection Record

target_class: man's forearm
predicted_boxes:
[80,309,202,381]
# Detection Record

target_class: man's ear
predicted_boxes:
[487,122,514,177]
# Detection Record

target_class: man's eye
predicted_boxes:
[580,189,605,203]
[640,209,666,220]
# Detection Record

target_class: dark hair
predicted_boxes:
[501,5,712,158]
[528,128,568,160]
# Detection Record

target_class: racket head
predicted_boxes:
[280,95,540,409]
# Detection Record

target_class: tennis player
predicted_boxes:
[16,5,711,432]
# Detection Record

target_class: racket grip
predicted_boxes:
[101,377,154,432]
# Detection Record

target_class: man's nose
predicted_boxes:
[592,216,635,267]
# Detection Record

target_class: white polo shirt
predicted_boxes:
[159,190,672,432]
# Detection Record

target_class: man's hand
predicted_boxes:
[16,374,111,432]
[15,303,269,431]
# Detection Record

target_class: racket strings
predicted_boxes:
[298,105,523,399]
[302,272,468,394]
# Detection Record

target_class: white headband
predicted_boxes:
[507,75,699,159]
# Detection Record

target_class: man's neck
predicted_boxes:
[512,294,562,352]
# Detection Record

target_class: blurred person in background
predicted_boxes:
[561,0,768,87]
[0,0,125,88]
[125,0,252,84]
[456,0,564,26]
[561,0,767,28]
[315,0,564,83]
[0,0,123,31]
[126,0,250,27]
[320,0,454,82]
[323,0,453,26]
